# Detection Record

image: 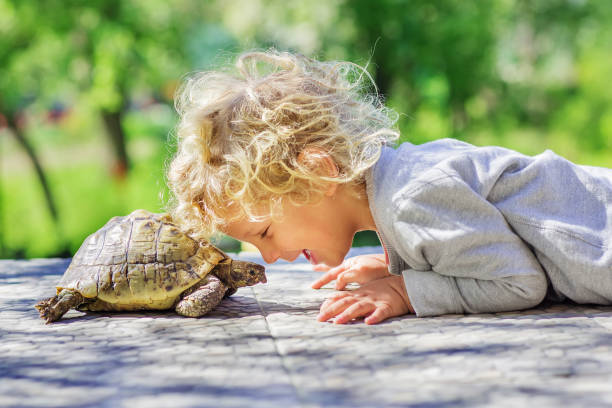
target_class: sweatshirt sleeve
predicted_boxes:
[391,175,548,317]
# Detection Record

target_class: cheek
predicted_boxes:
[272,228,314,252]
[280,208,344,246]
[317,217,347,240]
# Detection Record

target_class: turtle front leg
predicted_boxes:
[175,275,228,318]
[224,288,237,298]
[34,289,86,324]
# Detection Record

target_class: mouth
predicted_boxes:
[302,249,318,265]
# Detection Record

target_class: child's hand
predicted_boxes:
[317,275,414,325]
[311,253,390,290]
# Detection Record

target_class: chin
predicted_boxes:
[329,247,351,267]
[327,258,344,267]
[317,242,351,267]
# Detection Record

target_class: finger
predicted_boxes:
[319,291,352,309]
[311,265,347,289]
[364,304,392,325]
[316,261,348,275]
[311,272,336,289]
[334,301,375,325]
[317,296,359,322]
[335,270,357,290]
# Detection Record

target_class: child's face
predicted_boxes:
[222,186,375,267]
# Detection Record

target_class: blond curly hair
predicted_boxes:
[166,49,399,239]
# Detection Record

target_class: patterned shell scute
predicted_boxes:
[57,210,224,306]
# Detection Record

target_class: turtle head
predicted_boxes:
[228,260,267,288]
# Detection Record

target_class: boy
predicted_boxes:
[167,50,612,324]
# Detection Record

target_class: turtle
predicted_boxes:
[35,209,266,323]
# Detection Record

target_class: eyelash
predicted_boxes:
[260,226,270,239]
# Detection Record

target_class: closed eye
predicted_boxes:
[260,225,270,239]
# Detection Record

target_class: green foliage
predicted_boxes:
[1,0,611,258]
[1,109,171,258]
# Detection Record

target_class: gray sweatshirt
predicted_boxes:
[365,139,612,317]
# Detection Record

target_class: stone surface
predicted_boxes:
[2,247,612,408]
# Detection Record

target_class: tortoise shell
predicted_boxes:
[57,209,228,311]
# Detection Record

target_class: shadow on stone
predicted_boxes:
[27,296,307,325]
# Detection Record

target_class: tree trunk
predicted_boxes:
[5,113,59,222]
[101,109,130,179]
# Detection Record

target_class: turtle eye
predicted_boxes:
[249,269,255,276]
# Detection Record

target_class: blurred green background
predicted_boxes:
[1,0,611,259]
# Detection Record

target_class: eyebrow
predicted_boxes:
[244,226,262,238]
[251,223,271,238]
[244,229,257,238]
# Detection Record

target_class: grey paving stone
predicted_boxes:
[2,248,612,407]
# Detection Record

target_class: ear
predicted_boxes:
[297,146,339,196]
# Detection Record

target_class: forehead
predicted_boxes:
[220,216,268,241]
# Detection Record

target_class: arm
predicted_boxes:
[392,175,548,317]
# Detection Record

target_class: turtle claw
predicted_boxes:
[35,296,60,324]
[34,290,85,323]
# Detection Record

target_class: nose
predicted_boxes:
[259,246,280,264]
